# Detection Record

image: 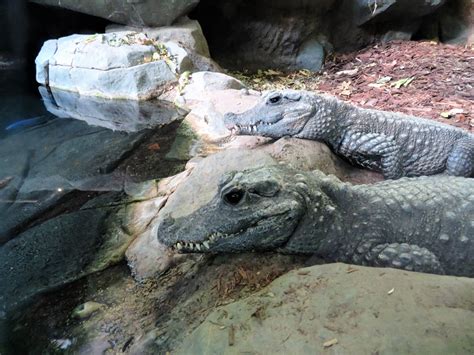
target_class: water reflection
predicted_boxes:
[40,87,185,132]
[0,86,186,244]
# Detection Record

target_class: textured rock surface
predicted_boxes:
[36,32,186,100]
[354,0,446,25]
[177,263,474,354]
[174,71,253,146]
[0,207,113,315]
[0,182,162,316]
[107,18,211,58]
[30,0,200,27]
[125,171,191,281]
[0,115,152,243]
[194,0,448,71]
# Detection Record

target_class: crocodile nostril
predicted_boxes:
[160,214,175,229]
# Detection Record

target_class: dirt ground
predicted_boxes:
[234,41,474,132]
[9,254,308,353]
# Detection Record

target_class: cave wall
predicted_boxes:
[2,0,472,76]
[189,0,471,71]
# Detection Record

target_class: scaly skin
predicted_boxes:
[157,165,474,277]
[224,90,474,179]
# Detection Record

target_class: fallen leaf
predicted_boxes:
[346,266,358,274]
[391,77,415,89]
[298,69,311,77]
[323,338,338,348]
[147,143,161,151]
[264,69,281,76]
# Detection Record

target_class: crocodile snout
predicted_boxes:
[224,112,238,129]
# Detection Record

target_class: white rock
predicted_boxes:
[35,39,58,85]
[35,32,190,100]
[107,18,210,57]
[181,72,246,100]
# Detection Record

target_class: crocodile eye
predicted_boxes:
[268,95,281,104]
[223,189,245,205]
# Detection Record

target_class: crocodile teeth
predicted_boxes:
[203,241,210,249]
[176,242,183,250]
[196,244,202,251]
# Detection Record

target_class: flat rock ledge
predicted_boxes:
[36,32,192,100]
[176,263,474,355]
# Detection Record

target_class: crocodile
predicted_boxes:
[224,90,474,179]
[157,165,474,277]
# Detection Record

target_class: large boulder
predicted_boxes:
[30,0,200,27]
[106,18,221,72]
[35,32,191,100]
[107,18,210,58]
[176,263,474,354]
[0,182,163,316]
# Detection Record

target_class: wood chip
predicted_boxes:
[228,325,235,346]
[346,266,358,274]
[323,338,338,348]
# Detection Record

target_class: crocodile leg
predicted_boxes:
[338,131,403,179]
[446,136,474,177]
[365,243,445,275]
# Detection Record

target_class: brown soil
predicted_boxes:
[235,41,474,132]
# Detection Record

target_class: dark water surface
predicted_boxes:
[0,63,187,352]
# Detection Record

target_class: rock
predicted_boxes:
[173,72,254,144]
[106,18,223,72]
[35,39,57,85]
[0,96,183,243]
[295,37,325,72]
[176,263,474,354]
[194,0,447,71]
[39,86,183,132]
[107,18,211,58]
[30,0,200,27]
[124,170,198,281]
[259,137,382,184]
[35,32,188,100]
[0,181,162,316]
[354,0,446,26]
[180,72,246,100]
[437,0,474,44]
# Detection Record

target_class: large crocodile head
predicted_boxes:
[157,165,311,253]
[224,90,318,138]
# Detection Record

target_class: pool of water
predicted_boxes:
[0,63,188,352]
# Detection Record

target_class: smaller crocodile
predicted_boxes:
[157,165,474,277]
[224,90,474,179]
